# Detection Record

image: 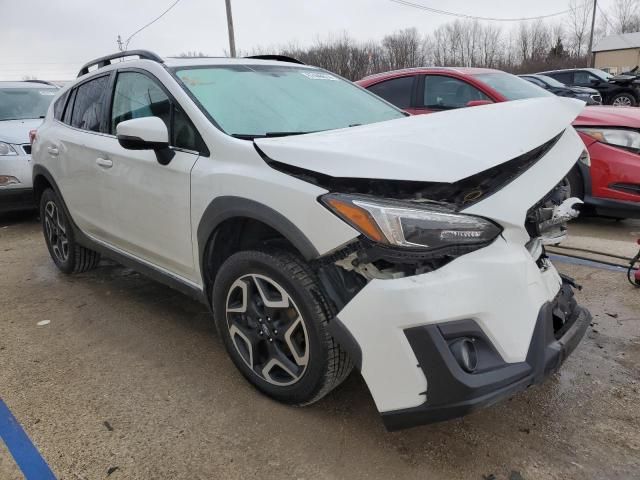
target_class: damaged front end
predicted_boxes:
[525,179,583,246]
[306,145,586,312]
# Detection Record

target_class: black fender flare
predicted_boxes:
[32,165,70,217]
[196,196,320,276]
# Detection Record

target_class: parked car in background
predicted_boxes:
[31,50,591,430]
[0,80,58,214]
[537,68,640,107]
[357,67,640,218]
[519,74,602,105]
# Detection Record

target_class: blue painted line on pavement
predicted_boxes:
[0,398,56,480]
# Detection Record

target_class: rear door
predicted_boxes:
[51,73,114,240]
[98,69,206,281]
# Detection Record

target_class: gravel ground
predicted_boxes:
[0,213,639,480]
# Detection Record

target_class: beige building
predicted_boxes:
[593,32,640,74]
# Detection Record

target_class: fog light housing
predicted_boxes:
[449,338,478,373]
[0,175,20,186]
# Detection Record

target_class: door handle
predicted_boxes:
[47,146,59,157]
[96,157,113,169]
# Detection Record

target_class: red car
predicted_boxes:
[357,68,640,218]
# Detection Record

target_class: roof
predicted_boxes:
[77,50,316,78]
[163,57,316,69]
[536,68,602,75]
[359,66,500,82]
[0,81,58,89]
[593,32,640,52]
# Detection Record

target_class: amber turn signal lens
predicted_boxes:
[325,197,387,243]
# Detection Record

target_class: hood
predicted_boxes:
[569,86,599,94]
[574,105,640,128]
[610,74,637,83]
[255,97,584,183]
[0,118,43,144]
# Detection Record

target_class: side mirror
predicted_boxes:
[466,100,493,107]
[116,117,174,165]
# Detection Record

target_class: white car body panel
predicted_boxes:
[255,97,584,183]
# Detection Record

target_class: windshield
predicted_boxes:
[591,69,612,81]
[537,75,566,88]
[0,87,57,121]
[473,72,553,100]
[175,65,405,138]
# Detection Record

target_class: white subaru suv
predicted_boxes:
[32,51,591,430]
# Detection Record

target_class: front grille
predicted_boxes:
[21,144,31,155]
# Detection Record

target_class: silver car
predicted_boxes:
[0,81,58,214]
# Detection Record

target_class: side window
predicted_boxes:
[62,89,76,125]
[367,76,414,109]
[111,72,171,134]
[53,91,69,121]
[173,105,205,152]
[111,71,206,154]
[552,72,574,85]
[574,71,591,85]
[423,75,490,110]
[70,75,110,132]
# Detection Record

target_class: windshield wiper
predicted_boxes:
[232,131,318,140]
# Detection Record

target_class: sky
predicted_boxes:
[0,0,618,81]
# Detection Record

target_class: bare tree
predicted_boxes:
[612,0,640,33]
[567,0,592,57]
[381,28,426,70]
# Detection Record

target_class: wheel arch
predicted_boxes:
[197,196,320,299]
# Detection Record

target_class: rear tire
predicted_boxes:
[40,188,100,274]
[212,248,353,406]
[610,92,636,107]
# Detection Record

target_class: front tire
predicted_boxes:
[610,92,636,107]
[40,188,100,274]
[212,249,353,405]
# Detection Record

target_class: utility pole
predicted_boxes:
[117,35,124,52]
[587,0,597,67]
[225,0,237,57]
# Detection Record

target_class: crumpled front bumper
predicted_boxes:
[381,279,590,430]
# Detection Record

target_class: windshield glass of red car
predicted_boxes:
[474,73,553,101]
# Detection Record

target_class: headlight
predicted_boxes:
[321,194,502,250]
[576,127,640,152]
[0,142,18,156]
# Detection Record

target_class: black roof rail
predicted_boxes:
[77,50,163,78]
[23,79,58,87]
[245,55,305,65]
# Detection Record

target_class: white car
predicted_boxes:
[32,51,591,430]
[0,80,58,214]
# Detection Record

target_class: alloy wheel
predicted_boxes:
[225,274,309,386]
[44,200,69,263]
[613,96,633,106]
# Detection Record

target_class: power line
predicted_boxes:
[121,0,184,51]
[388,0,582,22]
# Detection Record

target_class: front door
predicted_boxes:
[99,70,202,282]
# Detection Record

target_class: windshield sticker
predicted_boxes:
[300,72,338,81]
[39,91,56,96]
